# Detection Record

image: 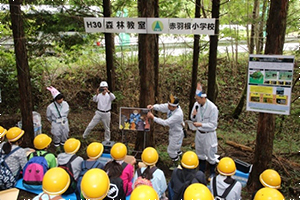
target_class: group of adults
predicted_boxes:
[46,81,116,154]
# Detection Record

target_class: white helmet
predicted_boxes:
[100,81,108,87]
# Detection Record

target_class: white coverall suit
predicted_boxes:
[46,101,70,146]
[153,103,184,160]
[83,92,115,141]
[190,99,219,165]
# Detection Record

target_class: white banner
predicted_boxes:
[192,18,216,35]
[84,17,104,33]
[146,18,169,34]
[126,18,147,34]
[104,17,126,33]
[84,17,216,35]
[169,18,192,34]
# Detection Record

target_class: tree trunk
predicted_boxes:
[189,0,201,116]
[232,78,247,119]
[103,0,116,112]
[257,0,268,54]
[247,0,289,192]
[249,0,259,54]
[135,0,159,151]
[246,0,250,50]
[9,0,34,147]
[207,0,220,103]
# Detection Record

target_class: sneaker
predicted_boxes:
[177,151,183,156]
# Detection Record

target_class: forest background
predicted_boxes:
[0,0,299,199]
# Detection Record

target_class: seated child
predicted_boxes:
[28,134,57,168]
[33,167,70,200]
[133,147,167,199]
[57,138,83,195]
[210,157,242,200]
[130,185,159,200]
[110,142,136,196]
[80,168,110,200]
[103,159,126,200]
[0,125,7,143]
[0,127,27,190]
[184,183,214,200]
[169,151,206,200]
[76,142,105,199]
[23,134,57,190]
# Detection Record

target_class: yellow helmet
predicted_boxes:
[130,185,159,200]
[34,134,52,150]
[42,167,70,196]
[81,168,110,200]
[254,187,284,200]
[6,127,24,142]
[64,138,81,154]
[87,142,104,159]
[142,147,159,166]
[259,169,281,189]
[0,126,7,139]
[181,151,199,169]
[184,183,214,200]
[217,157,236,176]
[110,142,127,161]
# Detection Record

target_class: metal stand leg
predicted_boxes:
[121,130,124,143]
[143,131,146,149]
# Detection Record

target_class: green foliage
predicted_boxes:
[286,0,300,34]
[220,0,252,25]
[0,49,18,111]
[156,144,172,166]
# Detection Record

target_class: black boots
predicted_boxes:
[208,163,217,181]
[199,159,206,173]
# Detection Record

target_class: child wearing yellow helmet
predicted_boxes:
[169,151,206,200]
[0,125,7,142]
[32,167,70,200]
[28,134,57,168]
[108,142,136,196]
[210,157,242,200]
[57,138,84,196]
[81,168,110,200]
[76,142,105,199]
[133,147,167,199]
[251,168,282,199]
[0,127,27,181]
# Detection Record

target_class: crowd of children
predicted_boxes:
[0,125,286,200]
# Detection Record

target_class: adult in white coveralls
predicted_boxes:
[147,94,184,170]
[82,81,116,141]
[46,86,70,151]
[190,83,219,180]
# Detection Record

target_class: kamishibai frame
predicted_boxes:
[119,107,150,131]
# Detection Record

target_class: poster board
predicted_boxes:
[119,107,150,131]
[246,54,294,115]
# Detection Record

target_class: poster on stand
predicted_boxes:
[246,54,294,115]
[119,107,151,131]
